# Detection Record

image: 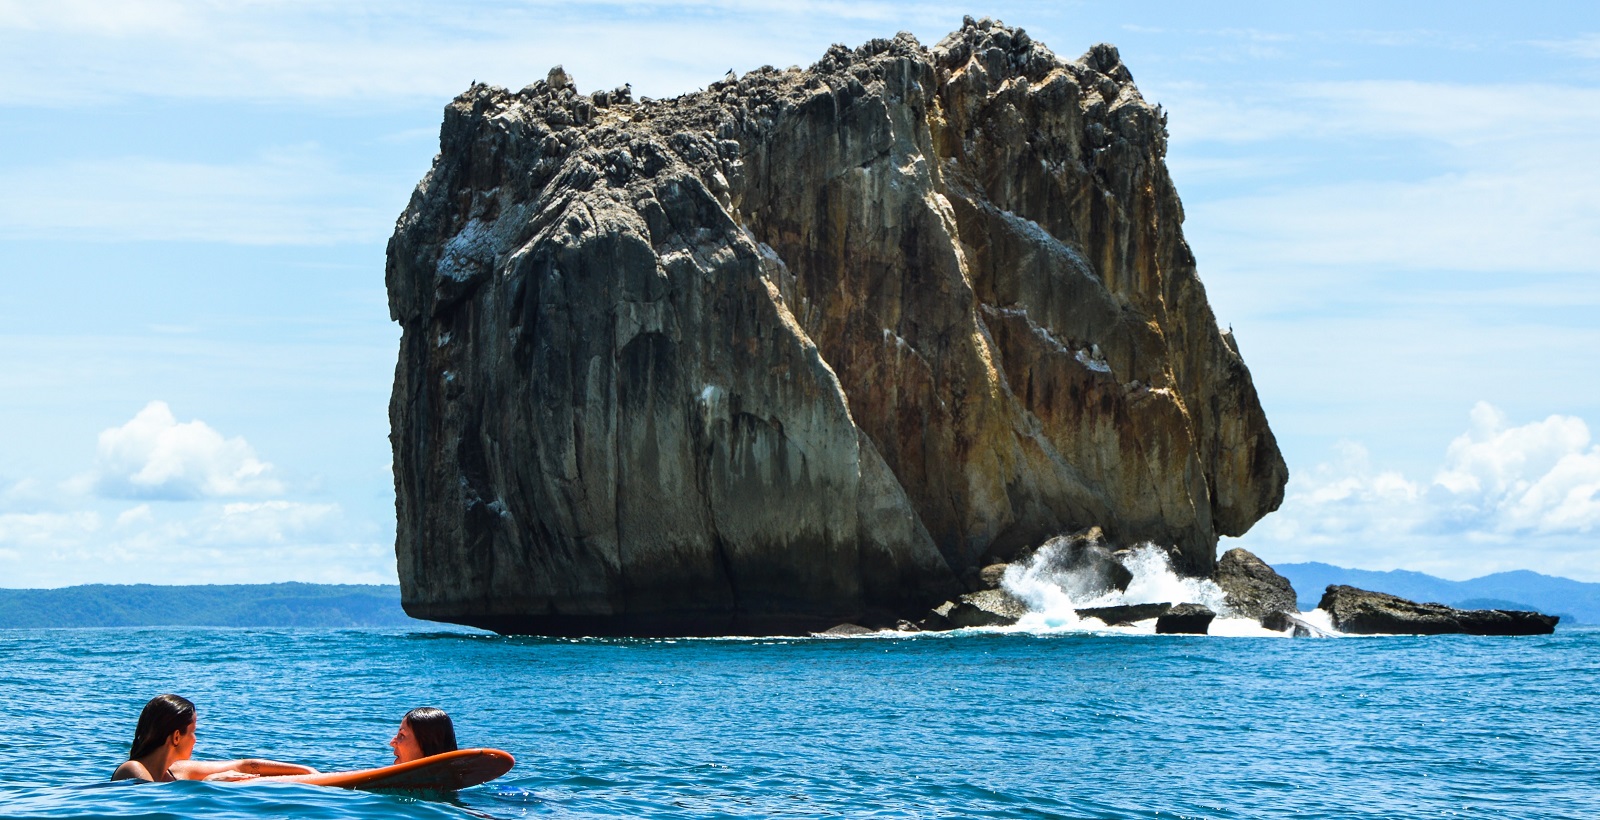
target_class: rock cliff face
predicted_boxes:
[387,18,1288,635]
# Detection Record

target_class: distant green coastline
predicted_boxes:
[0,583,417,628]
[3,567,1593,629]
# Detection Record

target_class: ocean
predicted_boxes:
[1,622,1595,819]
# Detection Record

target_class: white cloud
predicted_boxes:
[1236,403,1600,581]
[0,402,391,586]
[1437,402,1600,534]
[80,401,284,500]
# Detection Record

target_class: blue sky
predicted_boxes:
[2,1,1597,587]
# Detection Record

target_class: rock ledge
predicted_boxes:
[1319,585,1558,636]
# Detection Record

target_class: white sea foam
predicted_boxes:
[1296,608,1340,635]
[1207,616,1290,638]
[997,541,1296,638]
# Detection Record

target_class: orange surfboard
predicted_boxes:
[260,748,515,791]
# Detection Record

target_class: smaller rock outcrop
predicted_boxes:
[945,589,1029,628]
[1259,610,1293,632]
[1319,585,1558,635]
[1156,603,1215,634]
[1214,547,1297,624]
[1078,602,1171,626]
[977,564,1010,590]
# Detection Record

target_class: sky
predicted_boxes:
[1,1,1597,587]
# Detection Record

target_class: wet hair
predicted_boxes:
[403,707,457,758]
[129,694,195,761]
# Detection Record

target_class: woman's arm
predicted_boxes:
[171,758,319,780]
[238,759,319,776]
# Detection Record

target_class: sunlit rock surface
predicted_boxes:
[387,17,1287,636]
[1214,547,1298,625]
[1319,585,1559,636]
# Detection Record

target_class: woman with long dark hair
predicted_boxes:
[388,706,458,764]
[111,694,319,782]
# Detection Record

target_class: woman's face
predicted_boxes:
[174,717,197,760]
[390,718,424,764]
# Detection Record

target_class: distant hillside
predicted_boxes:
[0,583,419,628]
[1276,564,1598,625]
[7,572,1594,629]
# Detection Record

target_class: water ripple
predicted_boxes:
[1,626,1596,819]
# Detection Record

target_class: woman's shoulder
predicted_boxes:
[111,759,154,782]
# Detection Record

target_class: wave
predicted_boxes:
[997,542,1322,638]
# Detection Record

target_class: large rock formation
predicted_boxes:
[386,18,1288,635]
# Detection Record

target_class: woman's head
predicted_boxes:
[391,707,457,763]
[129,694,195,761]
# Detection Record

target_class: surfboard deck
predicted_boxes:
[266,748,514,791]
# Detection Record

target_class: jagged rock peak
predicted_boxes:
[546,64,574,92]
[387,19,1288,636]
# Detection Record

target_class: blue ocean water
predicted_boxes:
[0,626,1595,819]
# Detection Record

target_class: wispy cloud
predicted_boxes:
[0,0,965,105]
[1297,81,1600,145]
[0,147,396,244]
[1527,33,1600,59]
[1164,81,1600,150]
[0,498,391,587]
[1331,28,1479,50]
[0,0,200,36]
[0,511,101,548]
[1235,403,1600,582]
[1163,81,1600,277]
[1191,165,1600,275]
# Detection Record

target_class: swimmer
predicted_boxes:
[389,706,458,764]
[111,694,319,782]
